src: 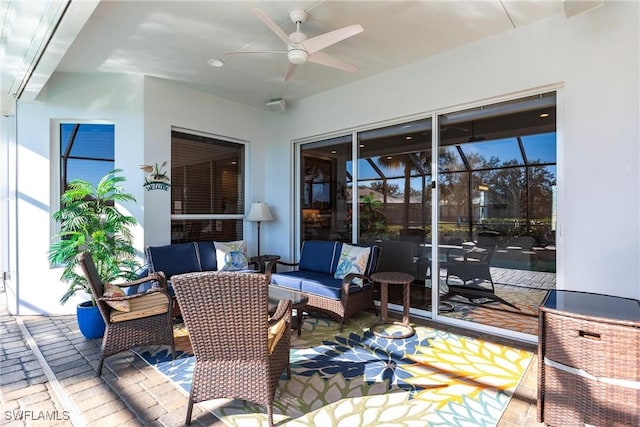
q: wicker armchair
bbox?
[171,272,291,427]
[78,252,176,376]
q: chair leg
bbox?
[267,404,274,427]
[185,399,194,425]
[96,355,106,377]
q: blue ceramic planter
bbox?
[76,301,105,339]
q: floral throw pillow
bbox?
[103,284,130,312]
[215,240,249,271]
[334,243,371,284]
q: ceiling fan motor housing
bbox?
[288,22,309,64]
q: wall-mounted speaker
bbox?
[266,98,286,112]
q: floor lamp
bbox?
[246,202,274,256]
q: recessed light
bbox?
[331,150,337,154]
[207,58,224,67]
[386,156,393,160]
[540,113,550,118]
[405,136,413,140]
[359,144,365,148]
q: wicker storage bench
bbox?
[538,290,640,426]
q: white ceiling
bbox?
[4,0,576,110]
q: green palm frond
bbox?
[49,169,140,305]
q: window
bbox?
[60,123,115,194]
[170,131,245,243]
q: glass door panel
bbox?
[356,118,435,313]
[300,135,352,243]
[436,93,557,337]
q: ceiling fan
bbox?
[225,9,363,81]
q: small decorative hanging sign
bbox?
[140,161,171,191]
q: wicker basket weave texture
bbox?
[539,307,640,426]
[79,252,176,376]
[172,271,291,426]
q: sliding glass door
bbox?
[296,92,557,340]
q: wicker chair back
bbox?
[174,272,270,360]
[171,271,291,426]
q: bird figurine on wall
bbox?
[140,161,170,183]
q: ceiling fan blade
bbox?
[250,8,291,46]
[302,24,363,54]
[224,50,287,55]
[307,51,358,73]
[284,63,297,81]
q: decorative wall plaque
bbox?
[141,161,171,191]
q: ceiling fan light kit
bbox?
[288,49,309,65]
[224,8,363,82]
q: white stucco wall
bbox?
[15,72,145,315]
[265,2,640,299]
[14,74,265,315]
[141,77,266,248]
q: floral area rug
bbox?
[136,312,532,426]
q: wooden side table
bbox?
[370,271,415,339]
[250,254,280,273]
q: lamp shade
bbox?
[246,202,274,222]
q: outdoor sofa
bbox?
[268,240,382,331]
[128,240,258,315]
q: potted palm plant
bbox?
[49,169,140,339]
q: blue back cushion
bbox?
[298,241,340,274]
[125,266,153,296]
[146,242,201,278]
[196,241,218,271]
[364,244,381,275]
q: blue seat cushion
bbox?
[270,271,308,291]
[196,241,218,271]
[298,241,341,274]
[146,242,201,278]
[300,274,372,300]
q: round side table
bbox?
[370,271,415,339]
